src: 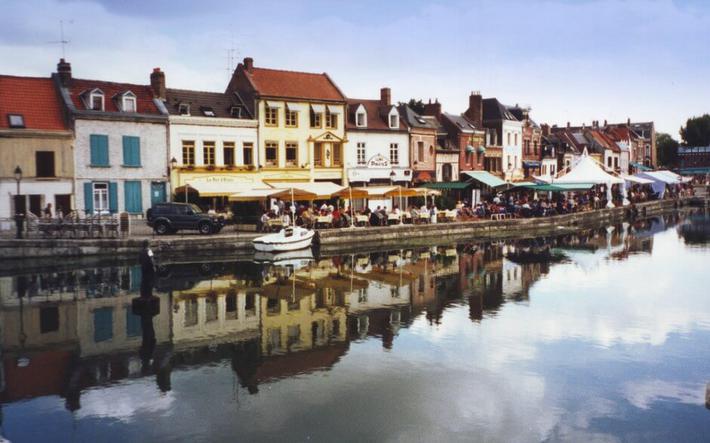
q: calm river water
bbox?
[1,211,709,442]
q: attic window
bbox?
[230,106,242,118]
[356,112,366,127]
[201,106,216,117]
[415,117,426,124]
[389,114,398,129]
[90,91,104,111]
[8,114,25,128]
[178,103,190,115]
[122,92,136,112]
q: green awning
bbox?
[510,183,595,192]
[461,171,507,188]
[422,181,471,190]
[630,162,652,171]
[678,167,710,175]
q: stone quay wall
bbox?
[0,197,704,265]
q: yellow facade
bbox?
[257,100,348,185]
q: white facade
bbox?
[346,131,411,184]
[74,119,169,217]
[603,149,621,172]
[501,120,524,179]
[436,152,459,182]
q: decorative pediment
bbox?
[367,153,390,168]
[308,131,345,143]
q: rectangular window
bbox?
[265,141,278,167]
[205,297,218,323]
[223,142,235,166]
[182,141,195,166]
[417,141,424,162]
[285,142,298,167]
[357,142,366,165]
[93,183,109,213]
[326,110,337,129]
[314,142,323,166]
[90,134,109,166]
[93,307,113,343]
[389,114,398,128]
[91,94,104,111]
[333,142,342,166]
[123,97,136,113]
[285,109,298,127]
[265,106,278,126]
[124,180,143,213]
[226,291,238,320]
[243,142,253,166]
[35,151,55,177]
[310,110,322,128]
[40,306,59,333]
[507,133,511,146]
[126,307,142,337]
[356,112,365,127]
[390,143,399,165]
[184,299,198,327]
[122,136,141,167]
[203,141,216,166]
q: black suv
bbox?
[146,203,224,235]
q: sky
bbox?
[1,0,709,136]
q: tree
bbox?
[402,98,425,115]
[680,114,710,146]
[656,132,679,167]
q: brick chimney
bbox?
[465,91,483,127]
[57,58,72,87]
[541,123,550,137]
[150,68,166,100]
[603,119,607,127]
[423,98,441,119]
[380,87,391,106]
[243,57,254,72]
[627,117,631,125]
[566,121,570,128]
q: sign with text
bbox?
[367,154,390,168]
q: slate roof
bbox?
[442,113,479,134]
[398,104,439,130]
[67,78,162,114]
[0,75,68,130]
[482,98,518,122]
[164,88,251,118]
[244,67,345,102]
[346,98,405,131]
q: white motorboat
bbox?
[253,248,314,265]
[252,226,315,252]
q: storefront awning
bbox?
[267,182,344,199]
[621,174,654,185]
[523,161,541,167]
[326,104,342,114]
[310,104,325,113]
[512,183,595,192]
[228,188,282,202]
[422,181,471,190]
[265,100,282,108]
[461,170,507,188]
[630,162,652,171]
[678,167,710,175]
[182,180,259,197]
[286,102,306,112]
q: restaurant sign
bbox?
[367,154,390,168]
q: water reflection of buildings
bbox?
[1,217,674,409]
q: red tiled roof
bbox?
[68,78,161,114]
[346,98,404,131]
[0,75,68,130]
[605,126,631,142]
[246,67,345,101]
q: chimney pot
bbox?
[566,121,570,128]
[57,58,72,87]
[465,91,483,128]
[380,87,391,106]
[603,119,607,127]
[150,67,166,100]
[243,57,254,72]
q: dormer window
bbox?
[388,109,399,129]
[201,106,216,117]
[230,106,242,118]
[7,114,25,128]
[178,103,190,115]
[356,112,365,127]
[355,104,367,128]
[121,92,137,113]
[90,90,104,111]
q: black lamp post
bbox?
[14,166,23,239]
[169,157,178,202]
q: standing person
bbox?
[43,202,53,219]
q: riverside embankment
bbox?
[1,197,705,266]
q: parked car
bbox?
[146,203,224,235]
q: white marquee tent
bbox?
[553,153,625,207]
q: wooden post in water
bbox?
[706,383,710,410]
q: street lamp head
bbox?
[170,157,178,167]
[389,170,396,178]
[14,165,22,181]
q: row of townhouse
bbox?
[0,56,656,219]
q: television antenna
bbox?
[48,20,72,58]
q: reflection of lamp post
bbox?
[14,166,23,239]
[506,162,513,183]
[169,157,178,202]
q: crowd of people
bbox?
[256,181,698,232]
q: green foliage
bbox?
[656,132,679,167]
[680,114,710,146]
[405,98,426,115]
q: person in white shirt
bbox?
[271,199,280,215]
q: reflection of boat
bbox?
[252,226,315,252]
[253,248,314,266]
[505,247,565,264]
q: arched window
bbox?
[442,163,453,182]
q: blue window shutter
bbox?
[90,134,109,166]
[93,307,114,343]
[122,136,141,166]
[83,182,93,214]
[126,306,142,337]
[108,182,118,213]
[124,181,142,213]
